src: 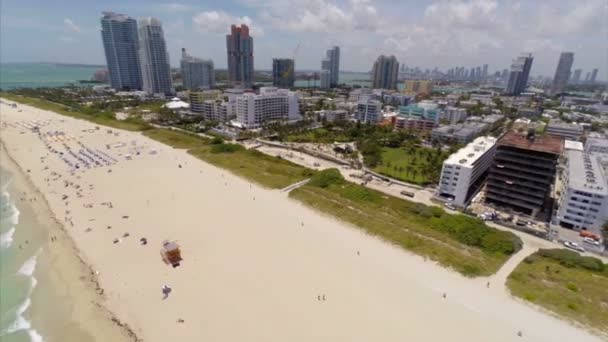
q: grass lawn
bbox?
[142,128,209,149]
[189,146,314,189]
[290,170,521,277]
[373,146,449,185]
[0,93,150,131]
[286,128,353,143]
[507,249,608,334]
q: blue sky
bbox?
[1,0,605,78]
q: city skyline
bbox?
[1,0,605,79]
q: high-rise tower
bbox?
[226,24,254,88]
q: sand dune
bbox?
[0,100,602,342]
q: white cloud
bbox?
[192,10,264,36]
[160,3,191,12]
[258,0,380,33]
[63,18,81,33]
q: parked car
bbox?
[444,203,456,210]
[579,230,601,241]
[582,237,601,247]
[400,190,415,198]
[563,241,585,252]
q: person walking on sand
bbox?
[487,281,490,288]
[162,285,172,299]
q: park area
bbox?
[507,249,608,335]
[372,146,450,185]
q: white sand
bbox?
[0,100,603,342]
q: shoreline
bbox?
[0,142,137,342]
[0,100,603,342]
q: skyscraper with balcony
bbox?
[180,48,214,90]
[505,53,533,95]
[272,58,295,88]
[551,52,574,95]
[571,69,582,84]
[100,12,142,91]
[371,55,399,90]
[226,24,254,88]
[138,17,172,94]
[590,68,599,84]
[320,46,340,88]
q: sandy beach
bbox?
[0,100,603,342]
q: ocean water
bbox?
[0,63,103,90]
[0,167,45,342]
[0,62,375,90]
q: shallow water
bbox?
[0,167,46,342]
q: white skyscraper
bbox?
[138,17,172,94]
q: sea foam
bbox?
[0,227,16,249]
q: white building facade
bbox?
[437,136,497,207]
[440,107,468,124]
[234,87,300,129]
[355,99,382,123]
[555,150,608,233]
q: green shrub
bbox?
[308,168,345,188]
[566,283,579,292]
[211,137,224,144]
[537,248,606,272]
[210,143,244,153]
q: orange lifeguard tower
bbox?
[161,241,182,268]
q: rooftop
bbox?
[564,140,584,151]
[445,136,497,167]
[566,150,607,195]
[497,131,563,155]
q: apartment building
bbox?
[555,150,608,232]
[234,87,300,129]
[485,131,563,217]
[437,137,498,207]
[431,123,488,144]
[440,107,468,124]
[355,98,382,123]
[546,121,584,141]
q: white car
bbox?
[563,241,585,252]
[444,203,456,210]
[582,237,601,247]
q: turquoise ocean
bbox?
[0,167,45,342]
[0,63,103,90]
[0,62,375,90]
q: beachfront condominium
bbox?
[226,24,254,88]
[355,98,382,123]
[272,58,295,88]
[138,17,172,94]
[180,48,215,90]
[320,46,340,88]
[485,131,563,218]
[100,12,142,91]
[505,53,533,95]
[554,148,608,233]
[371,55,399,90]
[234,87,300,129]
[437,136,497,207]
[551,52,574,95]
